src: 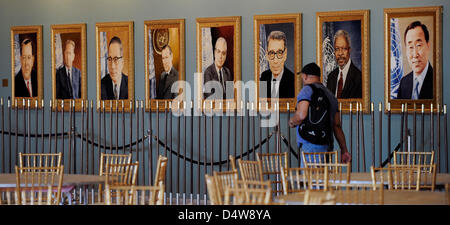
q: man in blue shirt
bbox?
[289,62,351,166]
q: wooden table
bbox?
[276,190,448,205]
[0,173,105,205]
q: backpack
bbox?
[298,83,331,145]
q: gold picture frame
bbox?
[10,25,43,108]
[196,16,241,111]
[316,10,370,113]
[96,21,134,112]
[384,6,442,113]
[254,13,302,112]
[145,19,185,112]
[51,23,87,111]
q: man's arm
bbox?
[333,112,351,163]
[288,100,309,128]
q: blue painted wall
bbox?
[0,0,448,174]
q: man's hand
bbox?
[341,152,351,163]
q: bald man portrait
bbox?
[15,38,38,97]
[203,37,233,99]
[101,36,128,100]
[55,40,81,99]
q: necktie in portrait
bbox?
[337,71,343,98]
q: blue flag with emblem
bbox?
[390,18,403,99]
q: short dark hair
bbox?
[108,36,123,55]
[404,21,429,44]
[162,45,172,54]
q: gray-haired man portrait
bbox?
[326,29,362,99]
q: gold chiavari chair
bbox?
[105,162,139,186]
[98,153,132,202]
[329,183,384,205]
[154,155,168,187]
[281,166,328,195]
[371,164,434,191]
[213,169,238,204]
[257,152,288,195]
[301,151,338,167]
[238,159,264,182]
[306,162,351,187]
[15,165,64,205]
[205,174,221,205]
[104,182,165,205]
[229,155,238,171]
[19,152,62,168]
[393,151,435,169]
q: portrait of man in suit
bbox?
[55,40,81,99]
[396,21,433,99]
[326,29,362,99]
[156,45,178,99]
[101,36,128,100]
[15,38,38,98]
[259,30,295,99]
[203,37,233,99]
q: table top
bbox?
[276,189,448,205]
[0,173,105,188]
[349,172,450,186]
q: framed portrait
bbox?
[254,13,302,112]
[10,25,43,108]
[96,21,134,112]
[196,16,241,111]
[317,10,370,113]
[145,19,185,111]
[384,6,442,113]
[51,23,87,111]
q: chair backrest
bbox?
[304,190,336,205]
[371,164,434,191]
[19,152,62,168]
[213,169,238,202]
[104,182,165,205]
[393,151,435,168]
[307,163,351,187]
[329,183,384,205]
[238,159,264,182]
[154,155,168,187]
[99,153,132,176]
[281,167,328,195]
[224,186,272,205]
[15,165,64,205]
[105,162,139,186]
[302,151,338,166]
[205,174,221,205]
[257,152,288,195]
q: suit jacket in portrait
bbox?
[326,61,362,99]
[156,67,179,100]
[101,73,129,100]
[259,66,295,98]
[15,69,38,97]
[203,63,233,99]
[55,66,81,99]
[396,63,433,99]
